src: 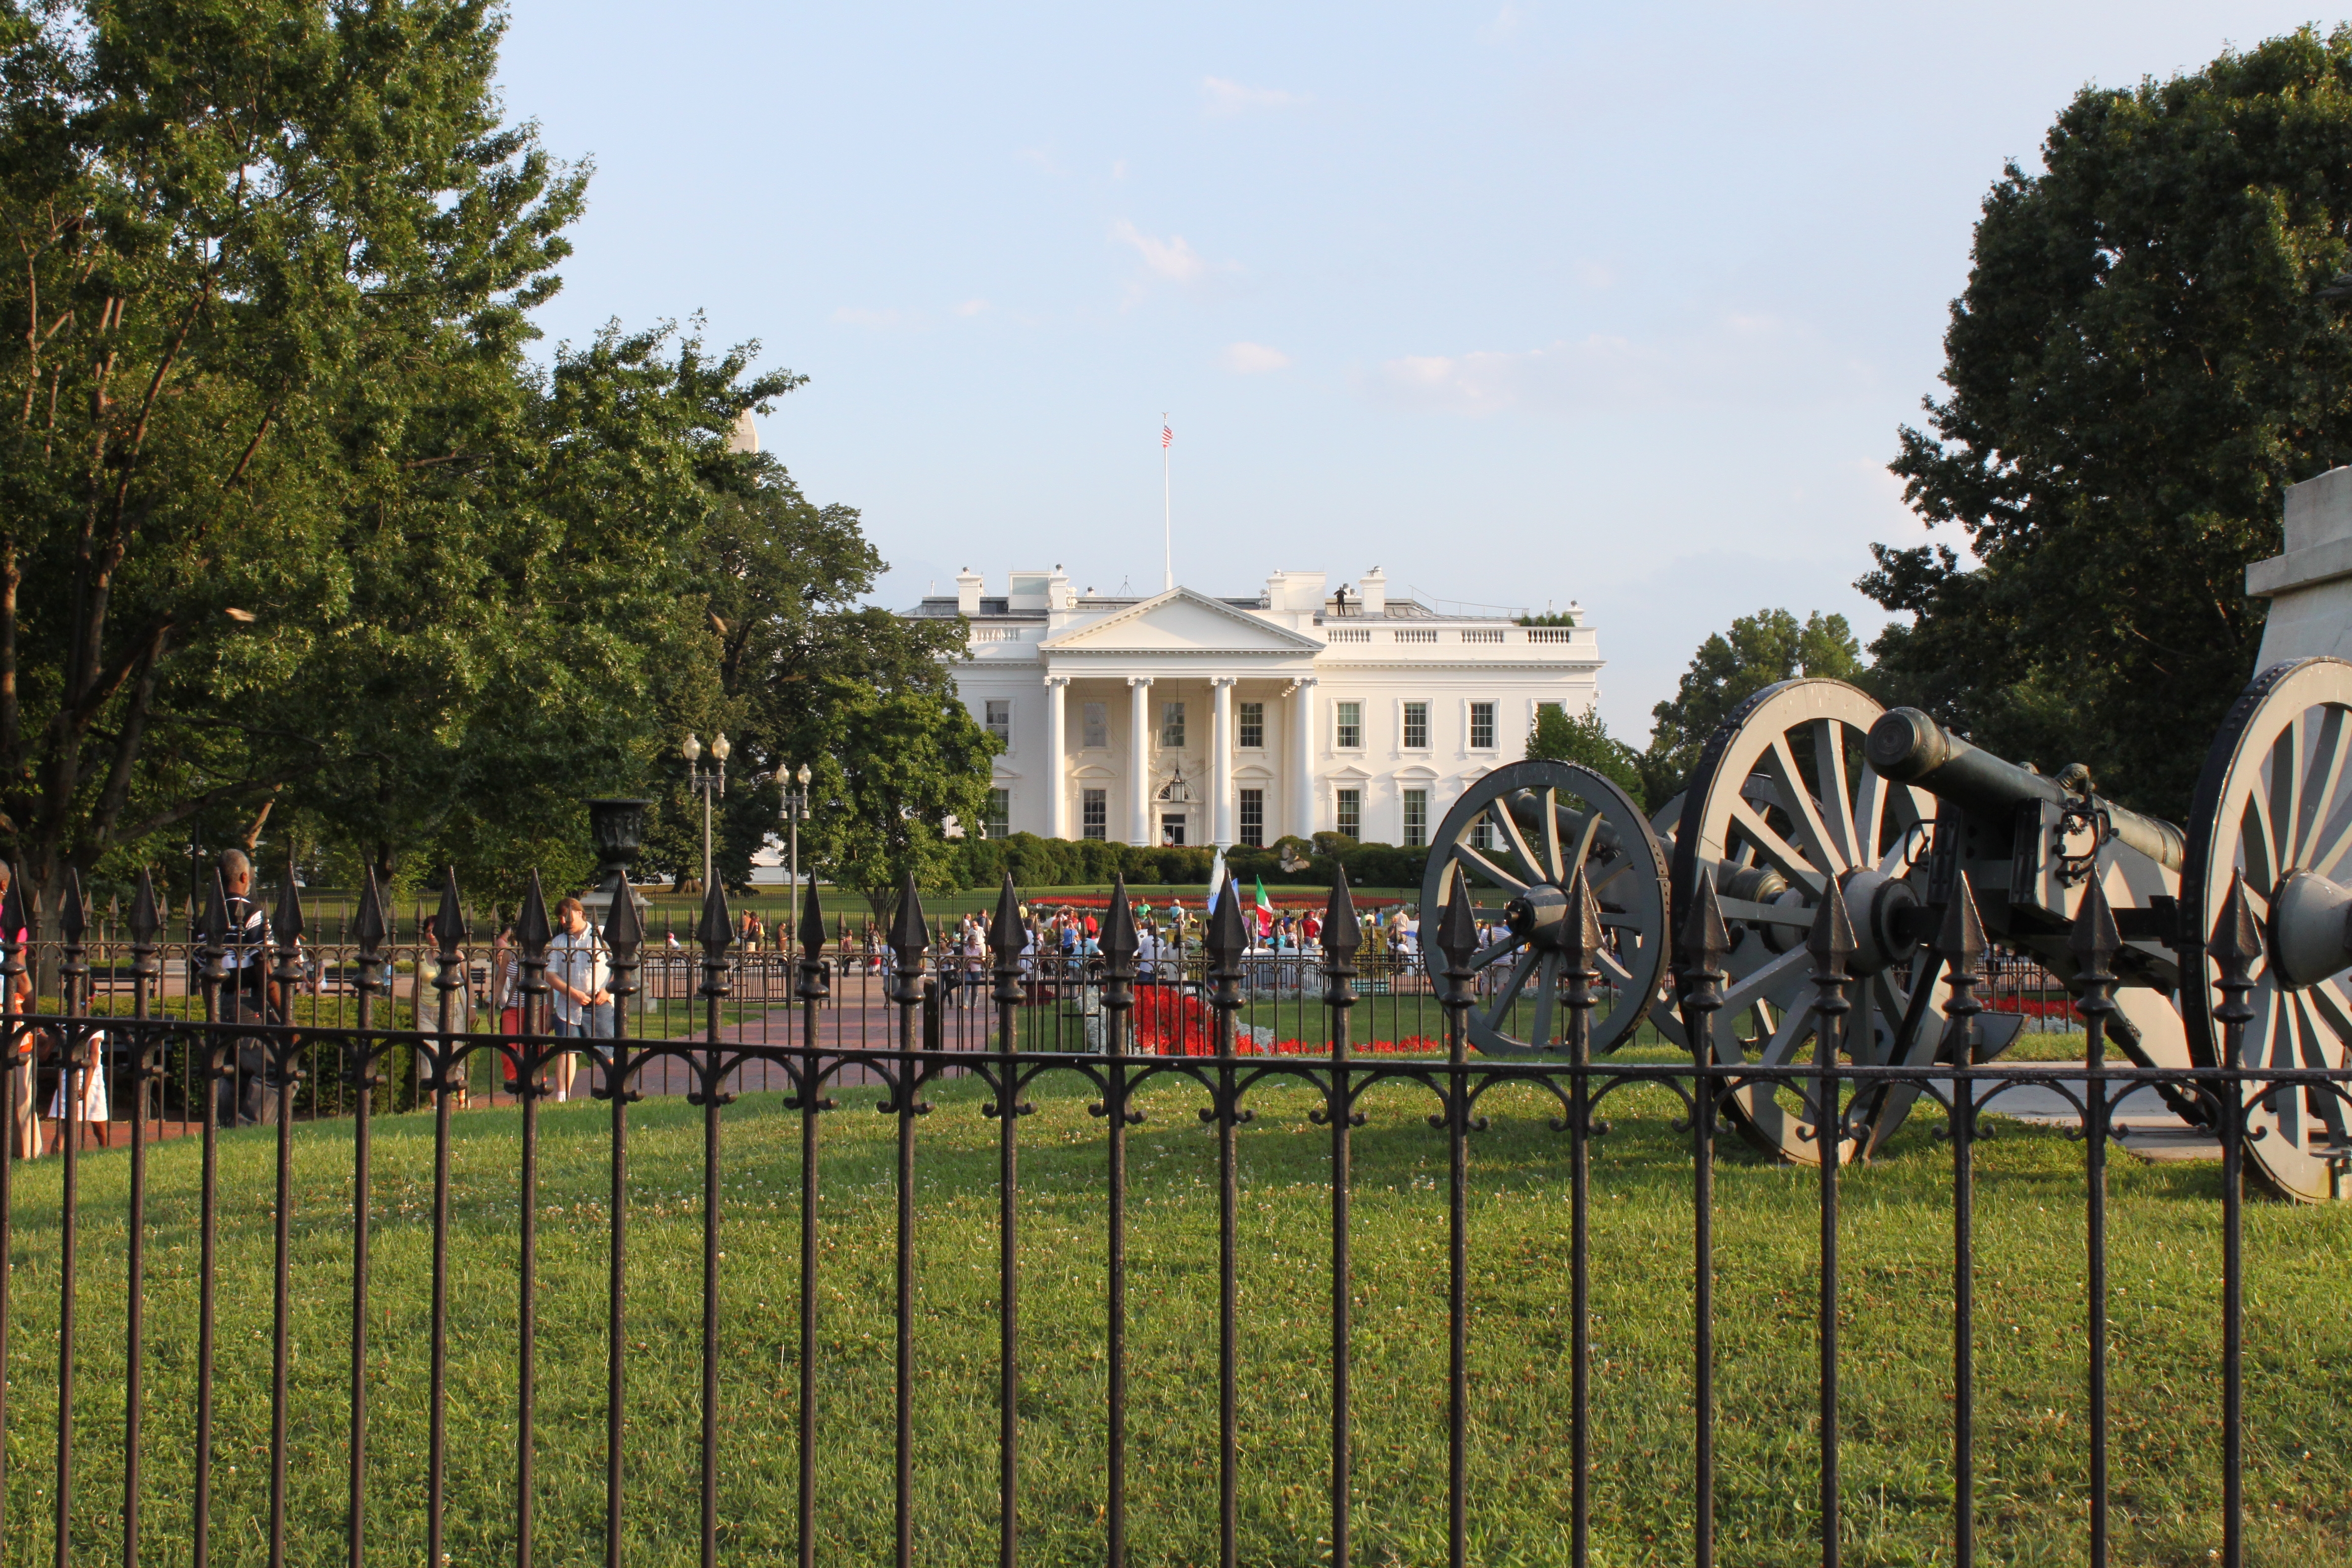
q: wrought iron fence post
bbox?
[1433,890,1480,1568]
[693,880,736,1568]
[2207,873,2256,1568]
[426,873,470,1568]
[1935,873,1988,1568]
[514,873,554,1568]
[598,873,646,1568]
[1321,871,1364,1568]
[985,876,1029,1568]
[194,871,231,1568]
[0,874,21,1568]
[2069,876,2119,1568]
[884,876,931,1568]
[1808,877,1858,1568]
[54,871,89,1568]
[1204,878,1251,1568]
[266,864,307,1568]
[1096,878,1139,1568]
[123,870,162,1568]
[793,884,833,1568]
[1673,876,1730,1568]
[1561,868,1604,1568]
[346,869,391,1568]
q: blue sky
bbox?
[497,0,2328,737]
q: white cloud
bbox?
[1477,2,1527,44]
[1202,76,1307,117]
[1222,342,1292,374]
[954,298,989,317]
[1110,219,1206,283]
[1367,315,1872,415]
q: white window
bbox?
[1161,701,1186,748]
[984,789,1011,840]
[1403,789,1428,848]
[1469,701,1497,750]
[1335,788,1362,840]
[984,699,1012,746]
[1082,701,1108,749]
[1082,789,1108,840]
[1402,701,1429,750]
[1335,701,1363,750]
[1238,701,1264,749]
[1239,788,1265,847]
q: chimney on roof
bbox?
[1357,566,1387,617]
[956,567,984,617]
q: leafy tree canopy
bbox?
[1525,703,1645,805]
[1864,27,2352,820]
[1641,609,1865,807]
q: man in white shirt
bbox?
[546,896,611,1102]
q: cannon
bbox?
[1644,679,2023,1162]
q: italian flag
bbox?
[1254,875,1275,937]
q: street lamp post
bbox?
[781,763,812,963]
[683,731,731,895]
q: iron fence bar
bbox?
[267,877,305,1568]
[123,876,159,1568]
[515,878,552,1568]
[885,882,930,1568]
[346,873,386,1568]
[2208,876,2255,1568]
[1810,880,1856,1568]
[426,1014,457,1568]
[602,890,644,1568]
[0,883,22,1568]
[1563,871,1601,1568]
[1205,893,1244,1568]
[1675,880,1727,1568]
[1324,879,1361,1568]
[194,878,226,1568]
[54,882,86,1568]
[1434,893,1477,1568]
[793,897,831,1568]
[989,883,1025,1568]
[1100,885,1137,1568]
[1937,876,1987,1568]
[2071,880,2117,1568]
[696,893,735,1568]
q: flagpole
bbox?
[1162,411,1173,592]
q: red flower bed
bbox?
[1988,996,2075,1020]
[1028,892,1401,913]
[1132,985,1441,1057]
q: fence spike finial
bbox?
[601,874,642,963]
[1322,864,1363,961]
[275,854,306,948]
[58,867,87,942]
[887,874,928,968]
[1101,876,1138,965]
[798,879,828,959]
[435,869,467,957]
[1205,874,1248,968]
[989,874,1024,959]
[516,871,552,961]
[697,876,735,954]
[129,868,161,944]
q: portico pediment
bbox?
[1038,587,1321,656]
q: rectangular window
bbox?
[1335,788,1362,840]
[1161,813,1186,846]
[1239,788,1265,848]
[984,788,1011,839]
[1402,701,1429,749]
[1471,813,1494,851]
[1470,701,1497,750]
[1081,788,1108,840]
[1403,789,1428,848]
[1335,701,1363,749]
[1082,701,1108,749]
[1161,701,1186,749]
[984,699,1012,746]
[1238,701,1264,749]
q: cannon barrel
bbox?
[1864,707,2185,873]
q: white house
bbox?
[905,566,1603,850]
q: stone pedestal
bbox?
[2250,467,2352,664]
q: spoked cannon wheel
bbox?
[1418,760,1671,1057]
[2185,656,2352,1202]
[1661,679,1946,1164]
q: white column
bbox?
[1127,675,1155,845]
[1211,678,1236,848]
[1290,677,1318,841]
[1044,677,1070,839]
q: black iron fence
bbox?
[0,859,2327,1567]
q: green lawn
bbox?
[1,1068,2344,1566]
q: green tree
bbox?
[1525,703,1645,803]
[0,1,793,912]
[1641,609,1865,806]
[1864,27,2352,820]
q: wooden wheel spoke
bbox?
[1492,800,1547,888]
[2269,711,2307,869]
[1726,796,1830,894]
[2295,707,2351,871]
[1538,787,1566,883]
[2302,977,2352,1071]
[1527,953,1560,1049]
[1484,947,1540,1033]
[1569,803,1605,883]
[1470,933,1522,971]
[1759,735,1850,877]
[1812,719,1862,868]
[2241,789,2281,901]
[1750,990,1817,1068]
[1720,943,1811,1013]
[1595,946,1635,984]
[1453,840,1528,898]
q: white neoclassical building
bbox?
[905,566,1603,850]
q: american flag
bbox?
[1162,422,1173,449]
